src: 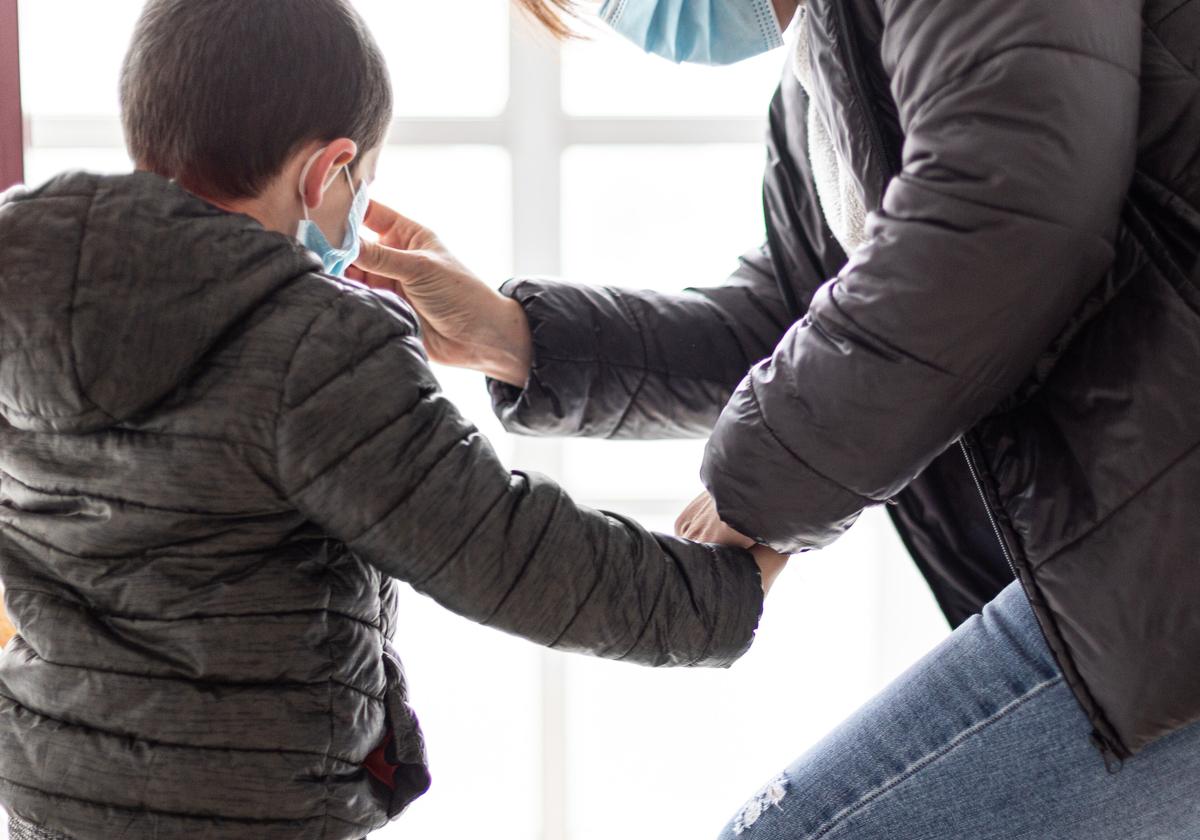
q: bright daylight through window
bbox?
[12,2,948,838]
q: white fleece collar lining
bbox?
[791,8,870,255]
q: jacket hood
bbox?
[0,171,319,433]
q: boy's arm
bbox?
[274,286,764,667]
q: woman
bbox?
[354,0,1200,836]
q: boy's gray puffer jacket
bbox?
[0,172,764,840]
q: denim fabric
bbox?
[720,581,1200,839]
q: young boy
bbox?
[0,2,784,838]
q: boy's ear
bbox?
[300,138,359,212]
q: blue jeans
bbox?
[720,581,1200,840]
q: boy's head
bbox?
[120,0,393,204]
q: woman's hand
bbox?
[0,596,15,648]
[351,201,533,387]
[676,492,790,594]
[676,491,755,549]
[750,544,790,595]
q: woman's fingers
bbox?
[347,251,410,304]
[363,199,408,233]
[0,597,14,648]
[676,491,755,549]
[363,200,432,249]
[354,237,424,281]
[675,492,706,537]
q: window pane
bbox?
[560,144,767,502]
[374,145,513,289]
[354,0,509,117]
[562,25,785,117]
[381,587,543,840]
[562,144,767,293]
[18,0,145,116]
[564,509,949,840]
[23,147,132,188]
[563,439,707,503]
[18,0,509,119]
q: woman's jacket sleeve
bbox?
[702,0,1142,553]
[487,243,793,439]
[275,285,764,667]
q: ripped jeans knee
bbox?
[727,773,790,837]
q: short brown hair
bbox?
[120,0,393,201]
[514,0,581,39]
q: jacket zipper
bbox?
[830,0,897,200]
[825,3,1019,584]
[827,0,1125,767]
[958,437,1018,582]
[962,438,1122,766]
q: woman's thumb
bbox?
[354,238,423,280]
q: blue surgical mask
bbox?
[599,0,784,66]
[296,152,369,278]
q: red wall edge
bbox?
[0,0,24,191]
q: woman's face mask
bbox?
[296,150,369,278]
[599,0,784,65]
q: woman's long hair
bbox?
[514,0,580,38]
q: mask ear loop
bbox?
[297,149,323,222]
[298,147,350,221]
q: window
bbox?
[12,2,950,838]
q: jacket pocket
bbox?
[380,646,432,818]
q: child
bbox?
[0,2,784,838]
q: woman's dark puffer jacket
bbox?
[490,0,1200,761]
[0,172,764,839]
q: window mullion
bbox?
[507,18,565,278]
[506,12,571,840]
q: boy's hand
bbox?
[676,492,789,594]
[351,201,533,387]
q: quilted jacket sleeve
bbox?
[275,284,764,667]
[487,243,793,439]
[703,0,1142,553]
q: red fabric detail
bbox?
[364,730,398,790]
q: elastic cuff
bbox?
[696,546,766,668]
[703,375,865,554]
[487,278,590,435]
